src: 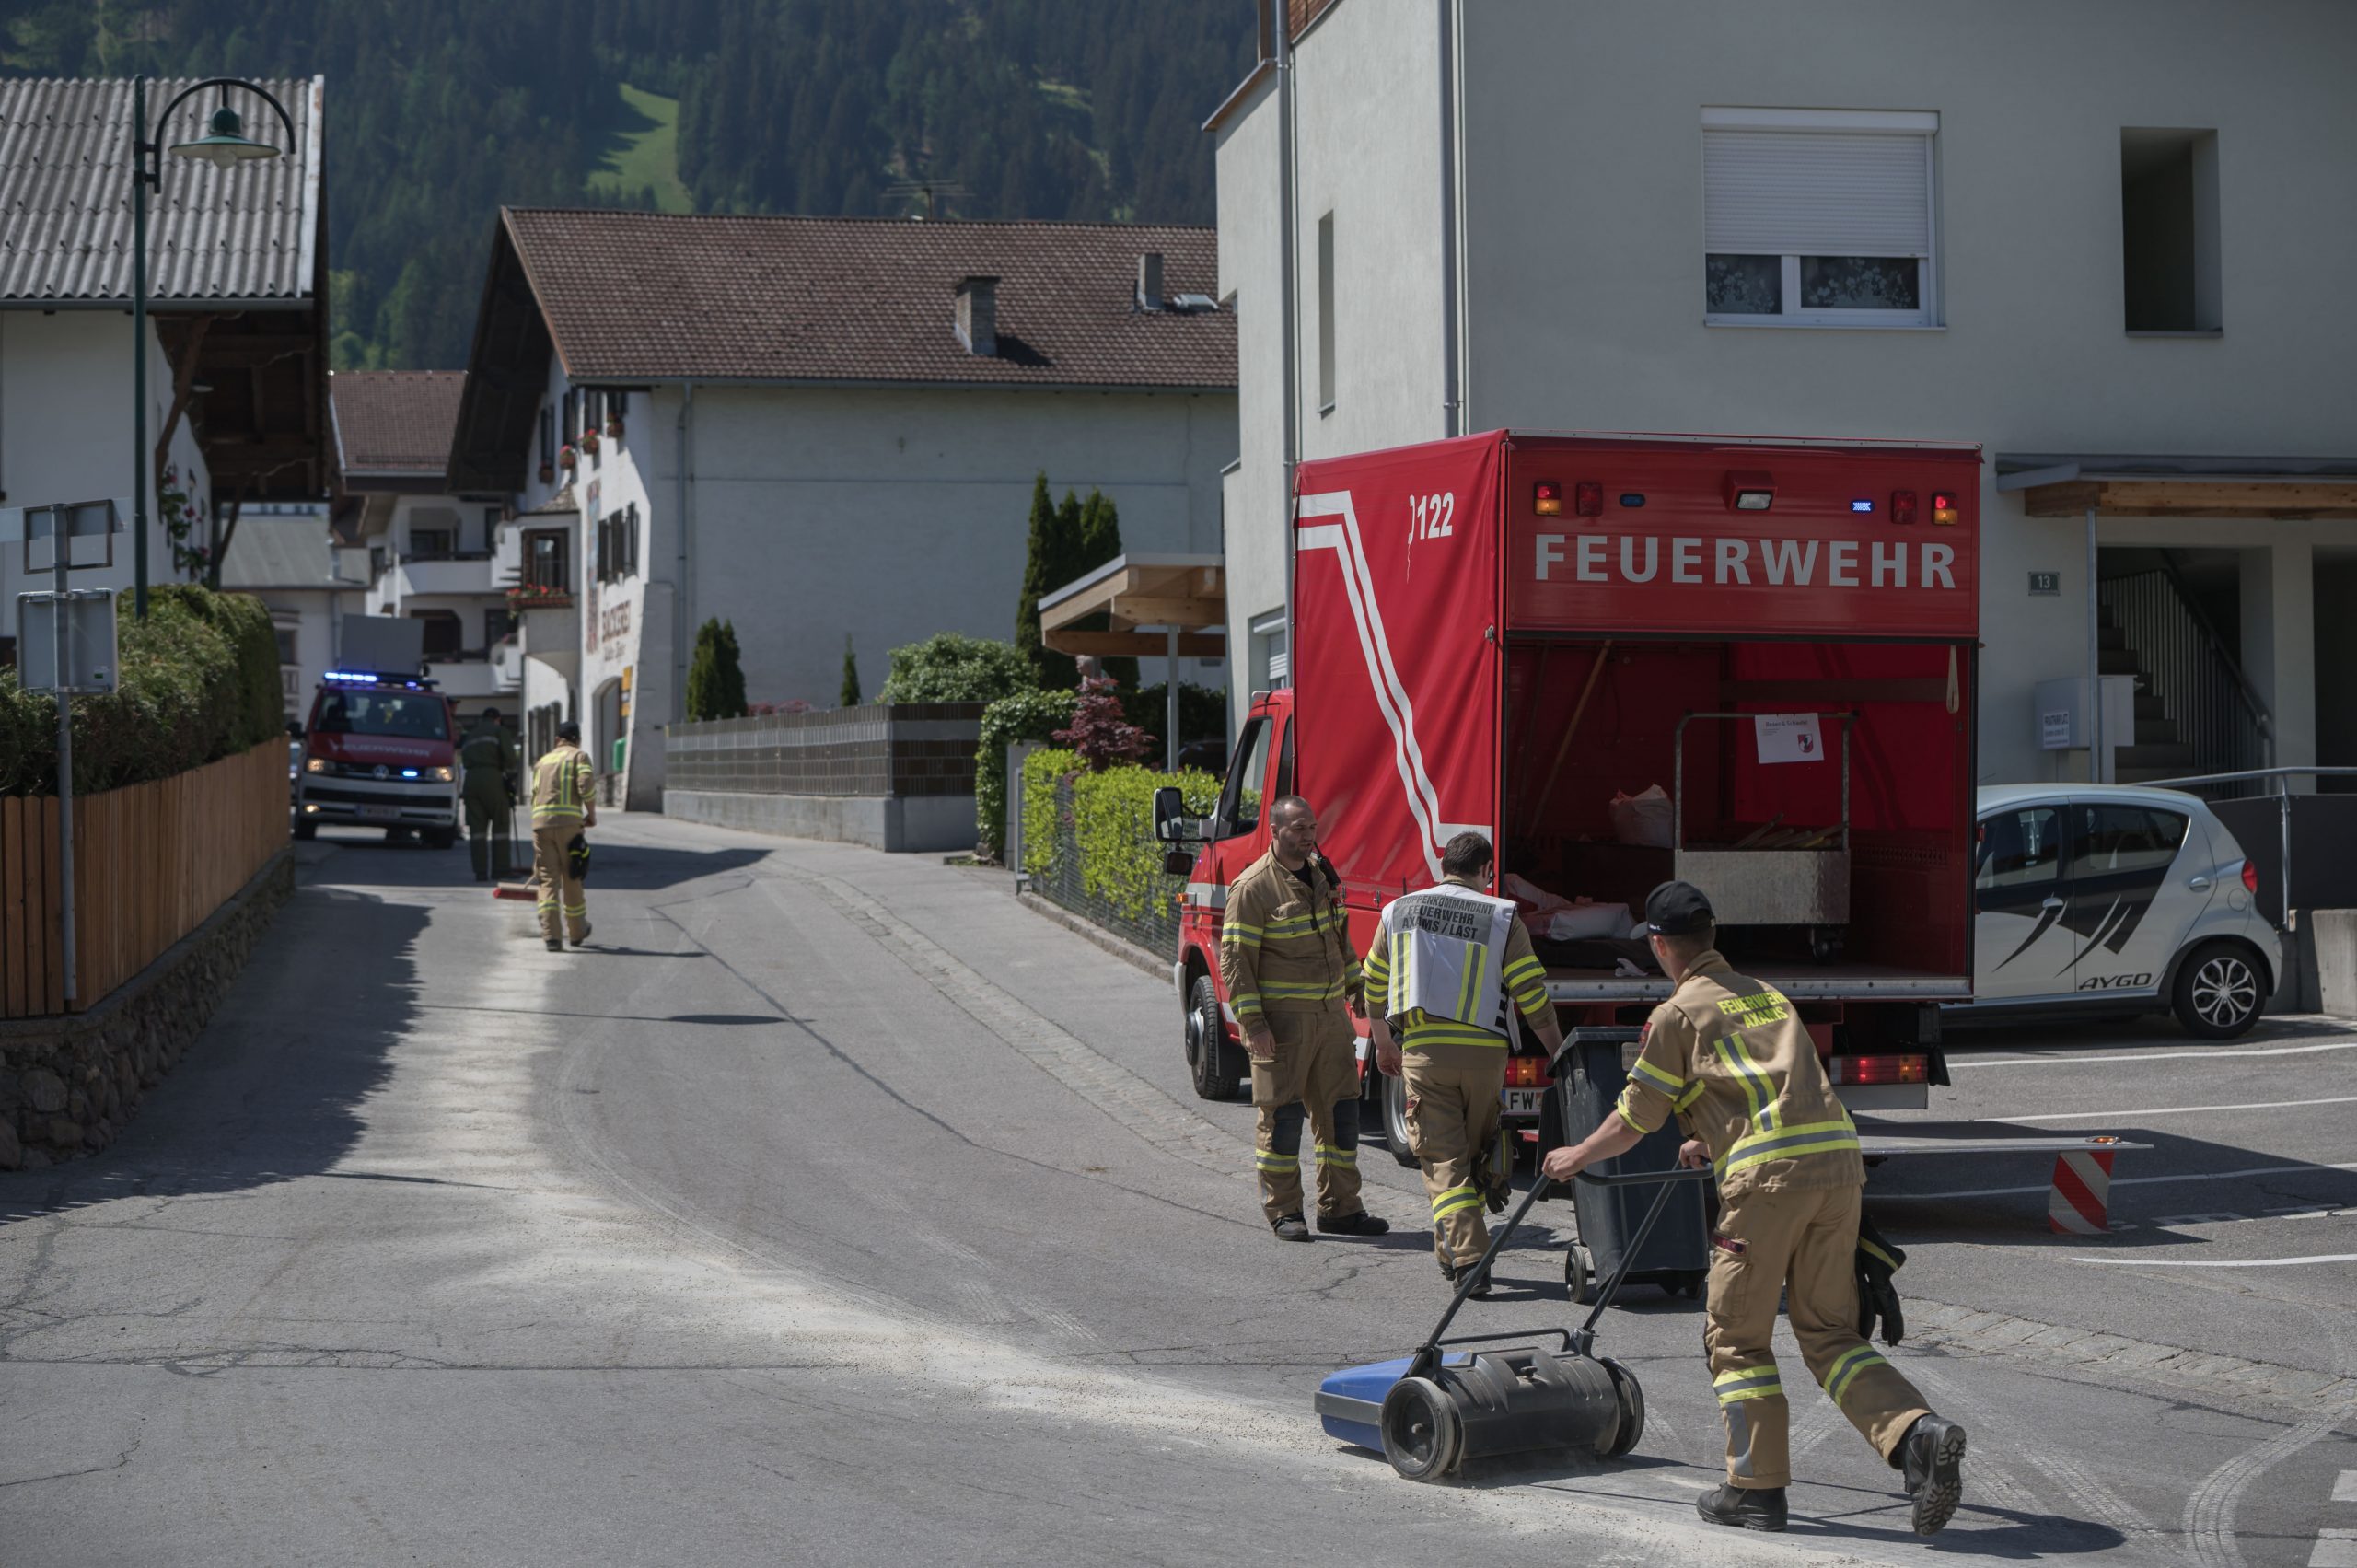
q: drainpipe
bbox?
[1437,0,1462,438]
[674,381,696,724]
[1276,7,1299,683]
[2086,504,2102,783]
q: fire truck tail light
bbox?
[1829,1054,1926,1086]
[1724,470,1775,512]
[1533,480,1563,516]
[2242,858,2260,894]
[1932,491,1961,525]
[1573,482,1604,517]
[1890,490,1919,525]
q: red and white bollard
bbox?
[2049,1148,2118,1235]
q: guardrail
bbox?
[664,704,983,798]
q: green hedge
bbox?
[1,585,283,796]
[876,632,1033,705]
[1021,748,1222,923]
[976,686,1076,863]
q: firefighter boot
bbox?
[1317,1210,1390,1236]
[1899,1415,1967,1536]
[1697,1484,1788,1532]
[1271,1214,1311,1242]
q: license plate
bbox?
[357,805,401,822]
[1501,1087,1542,1116]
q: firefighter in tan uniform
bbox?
[529,720,596,951]
[1364,832,1562,1295]
[1542,881,1968,1537]
[1219,796,1388,1243]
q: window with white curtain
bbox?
[1702,108,1939,328]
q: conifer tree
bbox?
[840,633,863,707]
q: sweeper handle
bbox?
[1571,1166,1716,1340]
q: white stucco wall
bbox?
[1219,0,2355,785]
[1214,72,1287,733]
[0,310,211,629]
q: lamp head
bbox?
[170,104,280,171]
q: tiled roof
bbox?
[498,209,1233,389]
[331,370,466,478]
[0,76,323,305]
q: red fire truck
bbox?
[1157,430,1981,1164]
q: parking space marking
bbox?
[2077,1252,2357,1269]
[2313,1527,2357,1567]
[1873,1159,2357,1202]
[1951,1040,2357,1071]
[1999,1094,2357,1122]
[2335,1469,2357,1502]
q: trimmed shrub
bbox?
[1,585,282,796]
[976,685,1076,863]
[1020,748,1221,923]
[877,633,1031,705]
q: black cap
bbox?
[1644,880,1714,935]
[557,720,582,742]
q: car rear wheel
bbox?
[2173,941,2264,1040]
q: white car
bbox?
[1948,784,2279,1039]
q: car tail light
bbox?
[1890,490,1919,525]
[2242,859,2259,893]
[1533,480,1564,516]
[1573,481,1604,517]
[1828,1054,1926,1086]
[1931,491,1961,525]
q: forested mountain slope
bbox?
[3,1,1254,370]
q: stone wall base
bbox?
[0,848,296,1169]
[663,789,976,854]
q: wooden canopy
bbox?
[1999,456,2357,520]
[1039,553,1225,657]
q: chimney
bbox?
[1136,252,1166,312]
[955,276,999,356]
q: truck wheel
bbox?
[1382,1071,1420,1168]
[2172,941,2264,1040]
[1564,1244,1596,1305]
[1186,974,1243,1100]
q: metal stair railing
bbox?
[2099,561,2271,796]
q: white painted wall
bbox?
[1218,0,2357,784]
[0,310,210,632]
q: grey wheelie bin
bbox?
[1550,1027,1712,1304]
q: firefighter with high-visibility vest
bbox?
[1541,880,1967,1537]
[1219,796,1388,1243]
[529,720,597,951]
[1364,831,1563,1295]
[458,706,521,883]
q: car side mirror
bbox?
[1152,785,1187,842]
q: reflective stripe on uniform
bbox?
[1398,1014,1508,1051]
[1454,938,1490,1027]
[1715,1035,1779,1133]
[1714,1365,1783,1404]
[1314,1143,1357,1167]
[1254,1151,1298,1172]
[1717,1116,1861,1179]
[1630,1057,1685,1097]
[1821,1344,1890,1405]
[1432,1183,1482,1220]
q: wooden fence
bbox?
[0,740,288,1018]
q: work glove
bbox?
[1475,1132,1512,1214]
[1855,1214,1907,1347]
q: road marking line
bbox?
[2077,1252,2357,1269]
[1952,1040,2357,1070]
[1997,1094,2357,1122]
[1873,1159,2357,1202]
[2313,1528,2357,1568]
[2335,1469,2357,1502]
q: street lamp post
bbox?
[130,76,294,619]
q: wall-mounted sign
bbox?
[2028,571,2061,596]
[2040,710,2073,749]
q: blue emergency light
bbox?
[1850,499,1876,514]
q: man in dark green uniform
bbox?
[459,706,521,883]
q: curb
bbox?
[1010,886,1172,986]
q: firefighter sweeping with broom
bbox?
[529,721,596,951]
[1540,880,1967,1536]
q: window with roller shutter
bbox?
[1702,108,1939,329]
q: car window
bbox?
[1977,807,2061,889]
[2073,805,2188,877]
[1219,718,1272,837]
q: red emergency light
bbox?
[1573,481,1604,517]
[1827,1054,1927,1086]
[1890,490,1919,525]
[1533,480,1564,516]
[1931,491,1961,526]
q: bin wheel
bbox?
[1564,1244,1596,1305]
[1382,1072,1419,1168]
[1599,1357,1646,1458]
[1379,1376,1463,1481]
[1678,1271,1706,1299]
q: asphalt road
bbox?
[1,816,2351,1566]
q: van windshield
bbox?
[314,691,449,741]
